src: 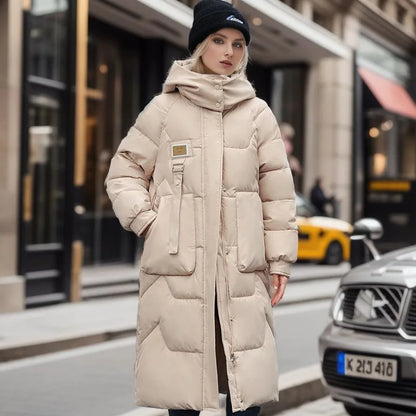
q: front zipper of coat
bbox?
[216,112,244,410]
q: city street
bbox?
[0,298,332,416]
[1,1,415,416]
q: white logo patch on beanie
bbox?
[226,14,244,24]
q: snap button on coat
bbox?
[105,59,298,412]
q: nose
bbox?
[224,42,233,57]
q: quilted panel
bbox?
[165,248,204,299]
[223,142,259,193]
[233,324,279,407]
[160,297,204,353]
[227,248,255,298]
[135,325,203,410]
[137,277,170,345]
[230,296,266,351]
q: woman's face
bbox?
[201,28,245,76]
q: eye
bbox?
[233,42,243,48]
[213,38,224,44]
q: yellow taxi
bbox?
[296,193,352,265]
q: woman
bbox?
[105,0,298,415]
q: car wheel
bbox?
[324,241,343,265]
[344,404,389,416]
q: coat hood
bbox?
[162,59,256,112]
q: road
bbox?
[0,299,332,416]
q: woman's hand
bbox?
[271,274,289,306]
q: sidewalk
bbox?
[278,396,347,416]
[0,263,348,361]
[290,263,349,282]
[0,263,347,362]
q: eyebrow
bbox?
[213,33,245,42]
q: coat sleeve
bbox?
[255,102,298,277]
[105,97,165,237]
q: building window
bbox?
[312,9,332,32]
[280,0,298,9]
[29,0,69,82]
[357,35,410,84]
[378,0,388,11]
[175,0,199,7]
[397,4,407,24]
[366,113,416,180]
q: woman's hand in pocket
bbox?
[271,274,288,306]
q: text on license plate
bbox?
[337,352,398,382]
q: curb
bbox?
[261,365,326,415]
[0,328,136,362]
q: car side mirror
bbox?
[350,218,384,268]
[352,218,383,240]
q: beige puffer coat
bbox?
[105,59,298,412]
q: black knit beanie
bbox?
[188,0,251,53]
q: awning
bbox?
[238,0,351,64]
[89,0,351,66]
[359,67,416,120]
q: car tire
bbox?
[324,241,343,265]
[344,404,389,416]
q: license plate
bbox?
[337,352,398,382]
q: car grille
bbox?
[403,290,416,336]
[334,285,407,329]
[322,349,416,400]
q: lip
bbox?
[220,60,232,67]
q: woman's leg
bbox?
[168,410,200,416]
[225,394,261,416]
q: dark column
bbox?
[352,53,365,222]
[247,62,272,104]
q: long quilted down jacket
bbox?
[105,59,298,412]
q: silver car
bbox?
[319,244,416,416]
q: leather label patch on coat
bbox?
[171,143,190,158]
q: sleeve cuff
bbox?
[268,260,291,278]
[130,210,157,237]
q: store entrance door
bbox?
[19,0,77,307]
[75,19,141,268]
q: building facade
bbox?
[1,0,416,312]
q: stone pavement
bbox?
[278,396,347,416]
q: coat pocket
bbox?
[140,194,196,276]
[236,192,267,272]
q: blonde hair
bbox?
[189,33,249,76]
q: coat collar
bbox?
[162,59,255,112]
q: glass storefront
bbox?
[366,111,416,180]
[78,19,141,266]
[271,66,306,190]
[27,91,66,244]
[356,34,416,251]
[25,0,70,246]
[30,0,69,82]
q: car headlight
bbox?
[330,289,345,321]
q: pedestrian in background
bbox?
[105,0,298,415]
[280,122,302,189]
[310,177,334,216]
